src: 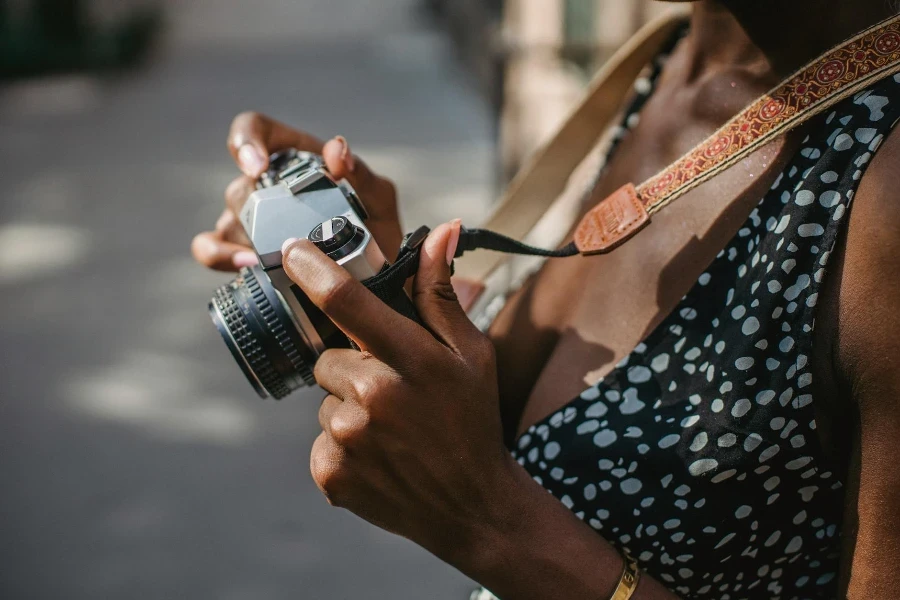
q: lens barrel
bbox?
[209,266,317,399]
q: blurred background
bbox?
[0,0,661,598]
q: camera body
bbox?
[240,149,383,282]
[209,150,397,399]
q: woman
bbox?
[192,1,900,598]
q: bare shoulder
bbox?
[850,123,900,242]
[828,123,900,598]
[834,122,900,390]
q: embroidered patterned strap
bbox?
[575,13,900,255]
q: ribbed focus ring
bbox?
[241,269,316,388]
[213,282,291,399]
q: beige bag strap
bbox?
[454,7,690,283]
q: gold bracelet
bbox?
[609,556,641,600]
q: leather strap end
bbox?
[574,183,651,255]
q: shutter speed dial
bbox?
[309,216,365,259]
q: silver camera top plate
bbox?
[240,151,366,269]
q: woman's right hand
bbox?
[191,111,404,271]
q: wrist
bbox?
[450,454,627,600]
[448,451,525,577]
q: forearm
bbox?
[450,454,681,600]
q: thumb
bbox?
[321,136,397,223]
[413,219,480,353]
[322,136,356,179]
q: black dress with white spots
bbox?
[477,54,900,600]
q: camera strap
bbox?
[362,225,578,306]
[364,12,900,310]
[574,12,900,256]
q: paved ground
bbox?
[0,1,494,598]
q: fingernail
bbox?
[335,135,356,172]
[282,237,300,254]
[232,251,259,268]
[238,144,267,177]
[446,219,462,266]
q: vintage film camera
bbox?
[208,150,420,399]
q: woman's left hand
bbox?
[281,220,516,561]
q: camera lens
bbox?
[208,266,318,399]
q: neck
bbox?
[686,0,896,80]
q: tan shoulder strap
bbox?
[455,7,691,283]
[574,11,900,256]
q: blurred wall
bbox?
[430,0,672,180]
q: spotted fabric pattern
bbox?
[472,63,900,600]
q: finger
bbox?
[322,136,397,223]
[310,431,347,503]
[321,136,377,189]
[314,349,396,410]
[215,208,252,247]
[321,136,356,179]
[315,349,362,398]
[282,239,427,366]
[317,393,343,434]
[191,231,256,272]
[313,348,377,399]
[224,175,257,221]
[413,220,483,354]
[227,112,325,177]
[318,392,372,452]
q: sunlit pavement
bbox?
[0,1,493,598]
